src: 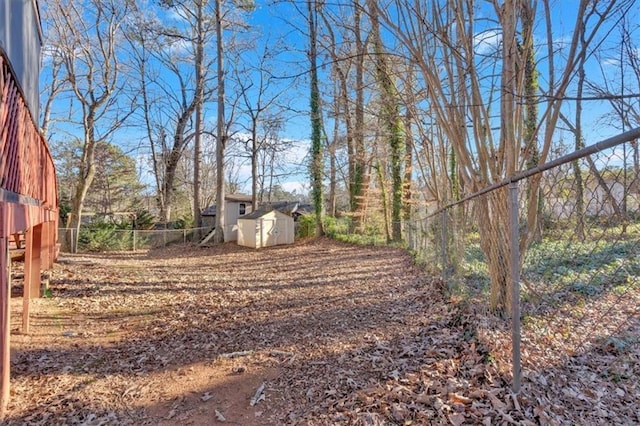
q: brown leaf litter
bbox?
[4,237,639,424]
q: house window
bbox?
[239,203,246,215]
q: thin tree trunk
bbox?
[251,119,258,210]
[193,0,204,232]
[328,107,338,217]
[374,161,390,243]
[213,0,226,243]
[521,0,543,244]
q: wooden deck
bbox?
[0,50,58,415]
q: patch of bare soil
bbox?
[3,238,639,425]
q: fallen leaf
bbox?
[214,409,226,422]
[449,412,466,426]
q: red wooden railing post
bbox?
[30,224,41,297]
[0,208,10,418]
[23,226,33,333]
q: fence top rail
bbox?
[58,227,211,232]
[423,126,640,220]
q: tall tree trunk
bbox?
[374,161,391,243]
[213,0,226,243]
[521,1,543,243]
[193,0,205,232]
[67,121,98,251]
[352,0,368,232]
[368,0,403,242]
[573,33,587,241]
[308,0,324,237]
[160,116,192,222]
[402,115,413,222]
[488,0,520,315]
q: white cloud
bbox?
[281,180,309,196]
[474,29,501,55]
[282,138,310,165]
[601,57,620,67]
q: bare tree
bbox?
[212,0,255,243]
[589,14,640,202]
[127,1,215,224]
[234,39,290,210]
[39,44,66,140]
[45,0,134,251]
[317,1,371,230]
[369,0,628,313]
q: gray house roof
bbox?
[225,193,252,203]
[201,196,302,218]
[262,201,299,214]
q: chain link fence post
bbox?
[441,209,448,282]
[508,182,521,393]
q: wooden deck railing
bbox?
[0,50,58,416]
[0,54,57,208]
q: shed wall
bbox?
[237,210,294,249]
[237,218,258,248]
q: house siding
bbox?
[223,202,245,241]
[0,0,42,118]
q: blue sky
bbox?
[39,0,639,199]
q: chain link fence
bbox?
[55,129,640,401]
[58,227,211,253]
[405,128,640,395]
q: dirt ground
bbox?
[3,238,638,425]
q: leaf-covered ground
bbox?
[4,238,639,425]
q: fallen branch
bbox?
[250,382,266,406]
[219,350,253,359]
[270,350,294,357]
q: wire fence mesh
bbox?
[404,130,640,394]
[58,227,211,252]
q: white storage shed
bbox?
[237,208,294,249]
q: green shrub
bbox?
[78,217,133,252]
[134,209,156,230]
[174,214,193,229]
[297,214,316,238]
[323,216,351,237]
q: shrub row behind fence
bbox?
[58,227,211,252]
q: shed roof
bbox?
[239,206,293,220]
